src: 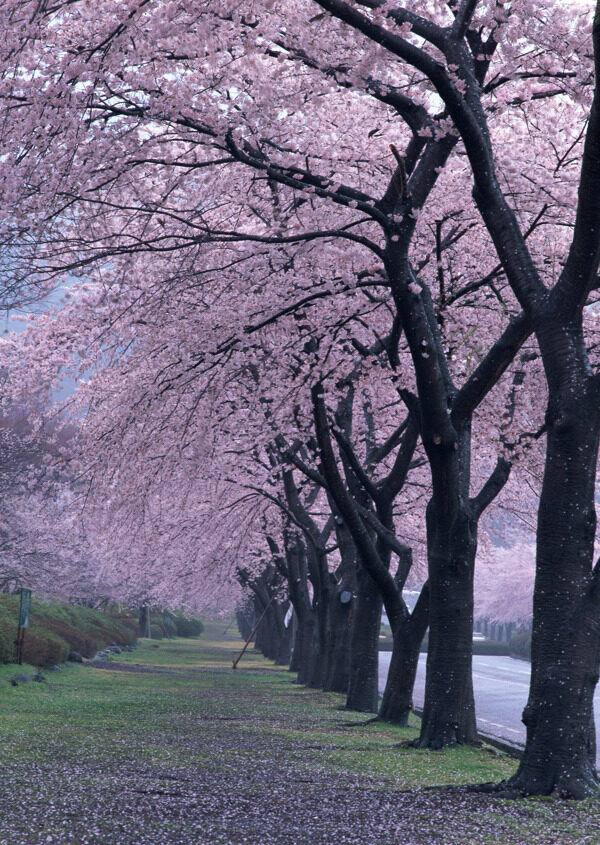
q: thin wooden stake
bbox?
[232,587,282,669]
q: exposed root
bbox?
[467,772,600,801]
[410,735,457,751]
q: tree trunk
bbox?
[253,594,272,657]
[290,626,301,672]
[505,377,600,797]
[379,584,429,725]
[323,585,352,693]
[283,532,314,680]
[416,503,477,747]
[274,603,293,666]
[307,547,332,689]
[324,520,356,694]
[236,601,254,641]
[345,565,382,713]
[294,614,316,686]
[139,605,151,638]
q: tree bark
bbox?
[379,583,430,724]
[139,605,151,638]
[323,588,352,693]
[236,601,254,641]
[283,533,316,682]
[345,564,382,712]
[416,501,477,747]
[505,370,600,797]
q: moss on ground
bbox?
[0,621,598,844]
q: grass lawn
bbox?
[0,621,598,844]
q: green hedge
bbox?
[146,612,204,640]
[0,595,137,667]
[378,636,511,656]
[472,640,511,656]
[509,630,531,660]
[0,628,12,663]
[22,630,70,667]
[0,595,205,664]
[173,614,204,638]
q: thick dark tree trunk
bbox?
[294,614,316,686]
[416,502,477,747]
[266,600,292,665]
[308,610,330,688]
[323,519,357,694]
[345,565,382,712]
[274,604,293,666]
[289,620,303,672]
[343,467,384,713]
[323,585,352,693]
[379,584,429,724]
[282,532,316,680]
[253,595,273,657]
[306,544,332,689]
[280,470,334,690]
[505,375,600,797]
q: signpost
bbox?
[15,589,32,665]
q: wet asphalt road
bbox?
[378,652,600,767]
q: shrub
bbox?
[43,619,98,658]
[22,631,69,667]
[0,628,13,663]
[473,640,511,656]
[162,612,178,637]
[414,637,511,656]
[174,615,204,638]
[0,595,137,664]
[509,631,531,660]
[150,624,164,640]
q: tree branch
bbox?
[333,427,379,501]
[553,11,600,319]
[452,311,532,423]
[470,457,512,519]
[378,413,420,502]
[312,382,403,619]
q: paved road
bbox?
[379,652,600,767]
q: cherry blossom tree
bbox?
[2,0,600,797]
[303,0,600,796]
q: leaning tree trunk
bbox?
[379,584,430,725]
[416,501,477,747]
[505,374,600,797]
[283,532,315,680]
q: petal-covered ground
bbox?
[0,625,598,844]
